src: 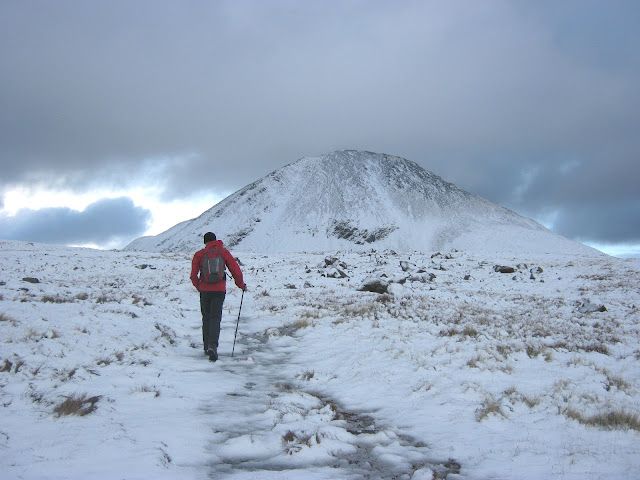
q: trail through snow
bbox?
[205,308,461,479]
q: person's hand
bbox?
[241,283,247,292]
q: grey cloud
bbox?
[0,197,150,245]
[553,201,640,244]
[0,1,639,244]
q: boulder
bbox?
[494,265,515,274]
[577,300,607,314]
[399,261,414,272]
[325,267,348,279]
[359,278,389,294]
[408,273,436,283]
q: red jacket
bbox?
[191,240,245,292]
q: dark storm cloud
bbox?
[0,0,639,244]
[553,201,640,244]
[0,197,150,245]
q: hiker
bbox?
[190,232,246,362]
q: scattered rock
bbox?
[330,220,397,245]
[323,256,347,269]
[324,256,339,266]
[284,283,297,289]
[303,282,314,288]
[530,266,544,274]
[408,273,436,283]
[577,300,607,314]
[464,274,471,281]
[22,277,40,284]
[516,263,528,270]
[399,261,414,272]
[0,281,6,286]
[359,278,389,294]
[494,265,515,274]
[530,273,536,280]
[135,264,156,270]
[431,252,442,259]
[324,267,348,279]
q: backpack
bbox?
[200,248,226,283]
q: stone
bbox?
[577,300,607,314]
[359,278,389,294]
[494,265,515,274]
[399,261,413,272]
[325,267,348,279]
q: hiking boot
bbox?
[207,348,218,362]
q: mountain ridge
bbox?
[126,150,596,256]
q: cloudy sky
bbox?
[1,0,639,255]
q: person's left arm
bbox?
[223,250,246,290]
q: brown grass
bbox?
[565,409,640,431]
[154,323,176,345]
[579,343,610,355]
[475,395,505,421]
[0,359,13,372]
[462,325,479,337]
[132,385,160,397]
[41,295,74,304]
[53,394,101,417]
[298,370,315,381]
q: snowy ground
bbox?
[1,240,639,479]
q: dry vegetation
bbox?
[53,394,101,417]
[565,408,640,431]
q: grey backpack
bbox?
[200,249,226,283]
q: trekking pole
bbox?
[231,290,244,357]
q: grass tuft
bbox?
[565,408,640,431]
[53,394,101,417]
[0,359,13,372]
[0,312,17,325]
[475,395,505,421]
[41,295,73,304]
[580,343,610,355]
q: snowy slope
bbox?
[127,150,595,256]
[1,240,639,479]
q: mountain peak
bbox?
[126,151,594,255]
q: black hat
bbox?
[203,232,216,244]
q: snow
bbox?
[125,150,597,257]
[1,239,638,479]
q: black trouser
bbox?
[200,291,226,352]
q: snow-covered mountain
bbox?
[127,150,594,255]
